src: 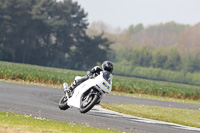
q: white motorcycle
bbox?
[58,71,113,113]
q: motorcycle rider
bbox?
[64,61,114,96]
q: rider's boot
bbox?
[63,82,69,96]
[63,81,77,98]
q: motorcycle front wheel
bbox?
[58,96,69,110]
[79,92,99,113]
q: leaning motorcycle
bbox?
[58,71,113,113]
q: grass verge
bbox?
[101,104,200,128]
[110,91,200,105]
[0,112,122,133]
[1,61,200,100]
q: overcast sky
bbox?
[73,0,200,29]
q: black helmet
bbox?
[102,61,113,73]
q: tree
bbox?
[71,33,112,70]
[178,23,200,56]
[0,0,32,62]
[182,54,200,73]
[0,0,112,70]
[164,47,181,71]
[130,46,153,67]
[128,23,144,34]
[152,48,168,69]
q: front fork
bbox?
[84,88,103,104]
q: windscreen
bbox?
[102,71,113,84]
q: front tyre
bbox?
[80,94,99,113]
[58,96,69,110]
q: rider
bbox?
[64,61,114,95]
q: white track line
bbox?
[92,105,200,132]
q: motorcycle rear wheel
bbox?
[58,96,69,110]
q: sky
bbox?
[73,0,200,29]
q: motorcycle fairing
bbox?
[67,72,112,108]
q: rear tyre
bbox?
[58,96,69,110]
[80,93,99,113]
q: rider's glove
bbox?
[87,71,93,79]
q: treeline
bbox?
[0,0,111,70]
[87,22,200,85]
[114,46,200,85]
[115,46,200,73]
[88,22,200,71]
[87,21,200,56]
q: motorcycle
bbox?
[58,70,113,113]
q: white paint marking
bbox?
[92,106,200,132]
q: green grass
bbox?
[1,61,200,100]
[0,112,122,133]
[101,104,200,128]
[0,61,85,85]
[113,76,200,100]
[110,91,200,105]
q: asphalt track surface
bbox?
[0,81,200,133]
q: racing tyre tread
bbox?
[80,94,99,113]
[58,96,69,110]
